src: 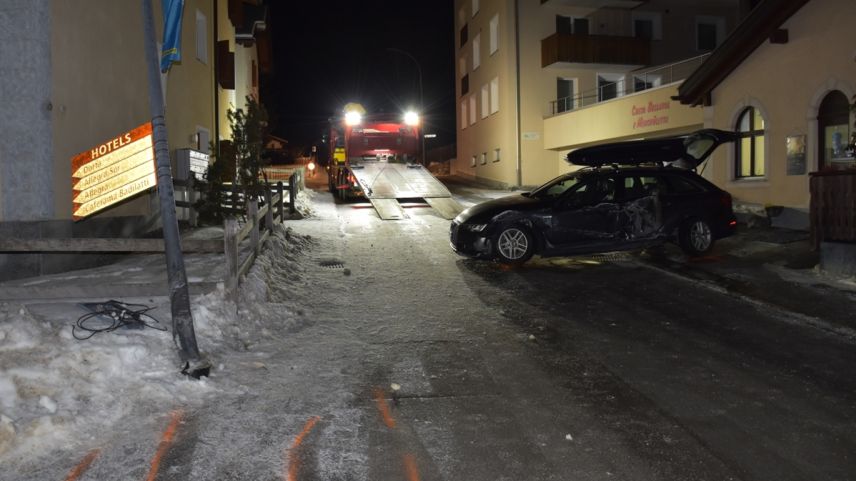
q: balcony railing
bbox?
[541,32,650,68]
[547,53,711,116]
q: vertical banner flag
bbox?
[160,0,185,72]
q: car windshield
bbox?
[529,173,583,199]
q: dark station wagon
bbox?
[450,129,739,263]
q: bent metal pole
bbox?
[141,0,202,363]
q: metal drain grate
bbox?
[583,252,632,262]
[319,260,345,269]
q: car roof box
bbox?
[566,129,738,169]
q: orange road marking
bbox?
[403,453,421,481]
[64,448,101,481]
[285,416,321,481]
[144,409,184,481]
[373,388,396,429]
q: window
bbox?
[632,12,662,40]
[489,15,499,54]
[634,19,654,39]
[473,33,481,69]
[597,73,624,101]
[481,84,489,119]
[471,155,477,167]
[735,106,766,178]
[635,175,705,196]
[818,90,854,170]
[556,15,571,35]
[562,176,616,208]
[556,15,589,35]
[633,74,661,93]
[480,152,487,165]
[195,10,208,64]
[469,96,476,125]
[461,73,469,95]
[472,0,479,16]
[460,23,468,47]
[493,148,501,162]
[664,175,704,194]
[556,77,576,113]
[696,16,725,51]
[490,77,499,114]
[461,99,468,130]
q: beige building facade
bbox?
[453,0,743,188]
[0,0,268,280]
[456,0,853,229]
[676,0,855,227]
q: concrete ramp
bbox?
[425,197,464,220]
[369,198,408,220]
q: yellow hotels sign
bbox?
[72,123,157,221]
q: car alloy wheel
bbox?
[679,218,713,256]
[495,226,534,263]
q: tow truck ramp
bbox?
[350,162,463,220]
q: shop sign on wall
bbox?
[631,101,671,129]
[71,123,157,220]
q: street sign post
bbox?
[142,0,206,375]
[71,123,156,221]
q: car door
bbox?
[548,174,620,247]
[615,174,663,240]
[642,173,708,229]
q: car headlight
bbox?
[464,223,488,232]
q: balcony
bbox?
[547,54,710,116]
[541,32,650,68]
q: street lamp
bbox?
[386,47,425,164]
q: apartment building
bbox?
[0,0,269,279]
[457,0,854,229]
[454,0,744,188]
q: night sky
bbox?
[263,1,456,150]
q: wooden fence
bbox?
[175,171,302,223]
[0,174,303,302]
[809,170,856,249]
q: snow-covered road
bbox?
[3,186,856,480]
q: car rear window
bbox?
[664,174,706,193]
[636,174,705,194]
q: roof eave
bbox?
[675,0,811,106]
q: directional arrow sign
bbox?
[71,123,156,221]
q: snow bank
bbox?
[0,301,214,459]
[0,221,316,463]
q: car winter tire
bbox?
[494,225,535,264]
[679,218,714,256]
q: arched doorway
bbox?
[817,90,853,170]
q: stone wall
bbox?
[0,0,54,221]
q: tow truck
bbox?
[327,104,462,220]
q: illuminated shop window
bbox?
[735,107,766,178]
